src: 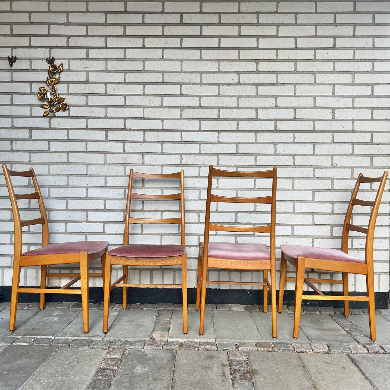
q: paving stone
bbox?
[255,342,273,352]
[108,339,127,348]
[70,338,92,348]
[0,308,39,337]
[216,304,231,311]
[0,345,55,390]
[199,341,218,351]
[101,357,122,370]
[218,341,237,351]
[272,342,293,352]
[318,307,335,314]
[13,336,35,345]
[328,342,352,354]
[152,330,169,341]
[169,309,214,342]
[22,347,106,390]
[104,309,157,340]
[156,303,174,310]
[143,303,157,310]
[351,354,390,390]
[144,340,164,350]
[251,311,309,342]
[0,336,16,345]
[173,351,231,390]
[237,342,257,351]
[364,343,385,354]
[126,340,145,349]
[87,377,112,390]
[89,340,111,350]
[292,342,312,353]
[349,344,368,354]
[163,340,181,350]
[128,303,143,310]
[300,354,373,390]
[93,367,115,380]
[214,311,260,343]
[381,345,390,353]
[12,308,80,337]
[57,309,119,339]
[248,352,313,389]
[52,337,72,346]
[111,349,175,390]
[233,380,254,390]
[230,305,246,311]
[299,313,355,344]
[244,305,261,312]
[180,340,199,350]
[302,307,320,314]
[349,315,390,345]
[106,347,125,359]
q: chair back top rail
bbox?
[209,223,271,233]
[210,194,272,204]
[124,169,185,247]
[211,167,275,178]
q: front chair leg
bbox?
[195,247,202,311]
[103,254,112,333]
[182,253,188,334]
[342,272,349,317]
[40,265,47,310]
[278,253,287,313]
[80,252,89,334]
[293,258,306,339]
[263,270,268,314]
[9,262,21,331]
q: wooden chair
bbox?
[103,170,187,333]
[278,171,388,341]
[197,166,277,337]
[2,164,108,333]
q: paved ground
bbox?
[1,301,390,389]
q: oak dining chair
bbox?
[2,164,108,333]
[278,171,388,341]
[103,169,187,333]
[197,166,278,337]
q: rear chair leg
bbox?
[80,252,89,334]
[293,259,306,339]
[263,270,268,314]
[278,254,287,313]
[182,253,188,334]
[9,262,21,331]
[103,253,111,334]
[40,265,47,310]
[122,265,128,309]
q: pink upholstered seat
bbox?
[201,242,270,260]
[109,244,185,258]
[23,241,109,256]
[281,244,364,264]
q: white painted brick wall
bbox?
[0,0,389,294]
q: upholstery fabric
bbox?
[22,241,108,256]
[109,244,185,258]
[281,244,364,263]
[201,242,270,260]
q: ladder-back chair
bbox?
[197,166,277,337]
[278,171,388,340]
[103,170,187,333]
[2,164,108,333]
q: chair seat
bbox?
[201,242,270,260]
[109,244,185,258]
[281,244,364,264]
[22,241,109,256]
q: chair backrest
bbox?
[2,164,49,256]
[203,165,277,257]
[124,170,185,247]
[341,171,388,263]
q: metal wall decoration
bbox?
[37,58,69,117]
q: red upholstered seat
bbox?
[281,244,364,264]
[22,241,109,256]
[109,244,185,258]
[201,242,270,260]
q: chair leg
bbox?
[182,254,188,334]
[199,260,208,335]
[263,270,268,314]
[342,272,349,317]
[9,262,21,331]
[278,253,287,313]
[270,265,277,339]
[80,252,90,334]
[122,265,128,309]
[103,254,111,333]
[366,270,376,341]
[196,248,202,311]
[40,265,47,310]
[293,259,306,339]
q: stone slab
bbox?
[104,309,157,340]
[300,354,373,390]
[12,308,80,337]
[350,354,390,390]
[173,351,231,390]
[111,349,175,390]
[214,311,261,343]
[0,309,39,337]
[251,311,309,342]
[22,346,106,390]
[169,309,215,342]
[57,309,119,339]
[248,352,313,390]
[0,345,55,390]
[299,313,356,344]
[349,315,390,344]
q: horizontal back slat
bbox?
[7,169,34,177]
[352,199,375,207]
[346,223,368,234]
[359,176,384,183]
[209,223,271,233]
[211,167,274,178]
[132,192,181,200]
[128,217,181,225]
[132,172,181,179]
[15,192,40,200]
[20,217,45,227]
[211,194,272,204]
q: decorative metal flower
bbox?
[37,62,69,117]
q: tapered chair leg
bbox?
[271,266,277,338]
[9,262,21,331]
[278,254,287,313]
[122,265,128,309]
[293,259,306,339]
[79,252,89,334]
[40,265,47,310]
[342,272,349,317]
[263,270,268,314]
[195,249,202,311]
[366,269,376,341]
[182,253,188,334]
[199,262,208,335]
[103,254,111,333]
